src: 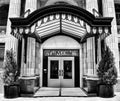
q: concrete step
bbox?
[61,88,87,97]
[34,87,87,97]
[34,87,60,97]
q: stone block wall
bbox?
[86,79,98,93]
[19,77,39,95]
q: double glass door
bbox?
[48,57,74,87]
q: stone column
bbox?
[86,0,98,14]
[97,38,101,63]
[87,38,95,75]
[102,0,119,76]
[35,42,40,76]
[25,0,37,13]
[24,0,37,76]
[5,0,21,59]
[26,38,36,76]
[83,43,87,75]
[20,38,24,76]
[86,0,98,76]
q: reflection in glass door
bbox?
[63,60,72,79]
[61,57,74,87]
[48,57,60,87]
[50,60,59,79]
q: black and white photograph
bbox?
[0,0,120,101]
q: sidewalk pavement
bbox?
[0,92,120,101]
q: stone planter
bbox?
[98,84,114,98]
[86,79,98,93]
[4,85,20,98]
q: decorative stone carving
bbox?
[62,14,66,19]
[50,15,54,20]
[13,28,18,34]
[19,28,24,34]
[86,24,91,33]
[92,27,97,34]
[55,14,60,19]
[43,17,48,23]
[25,28,30,34]
[104,27,109,34]
[98,27,103,34]
[31,24,36,33]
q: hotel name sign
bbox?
[44,49,79,57]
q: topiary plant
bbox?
[97,46,117,85]
[2,49,18,85]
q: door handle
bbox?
[61,70,64,76]
[58,70,61,76]
[58,70,64,76]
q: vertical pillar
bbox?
[19,0,40,94]
[21,38,25,76]
[102,0,119,76]
[25,0,37,13]
[86,0,98,76]
[35,42,40,76]
[24,0,37,76]
[26,38,36,76]
[5,0,21,59]
[86,0,98,14]
[97,38,101,63]
[83,43,87,75]
[87,38,95,75]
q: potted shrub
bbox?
[2,49,20,98]
[97,46,117,97]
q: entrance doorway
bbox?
[48,57,74,87]
[42,49,80,87]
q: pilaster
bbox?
[87,38,96,75]
[35,42,41,76]
[83,42,87,75]
[86,0,98,76]
[5,0,21,59]
[102,0,119,75]
[25,0,37,14]
[86,0,98,14]
[21,38,25,76]
[23,0,37,76]
[26,37,36,76]
[97,38,101,63]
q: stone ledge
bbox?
[83,75,99,80]
[19,76,39,80]
[19,76,40,95]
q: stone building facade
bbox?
[0,0,120,95]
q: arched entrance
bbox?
[10,4,112,94]
[41,35,81,87]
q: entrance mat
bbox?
[34,87,87,97]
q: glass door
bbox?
[48,57,60,87]
[61,57,74,87]
[48,57,74,87]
